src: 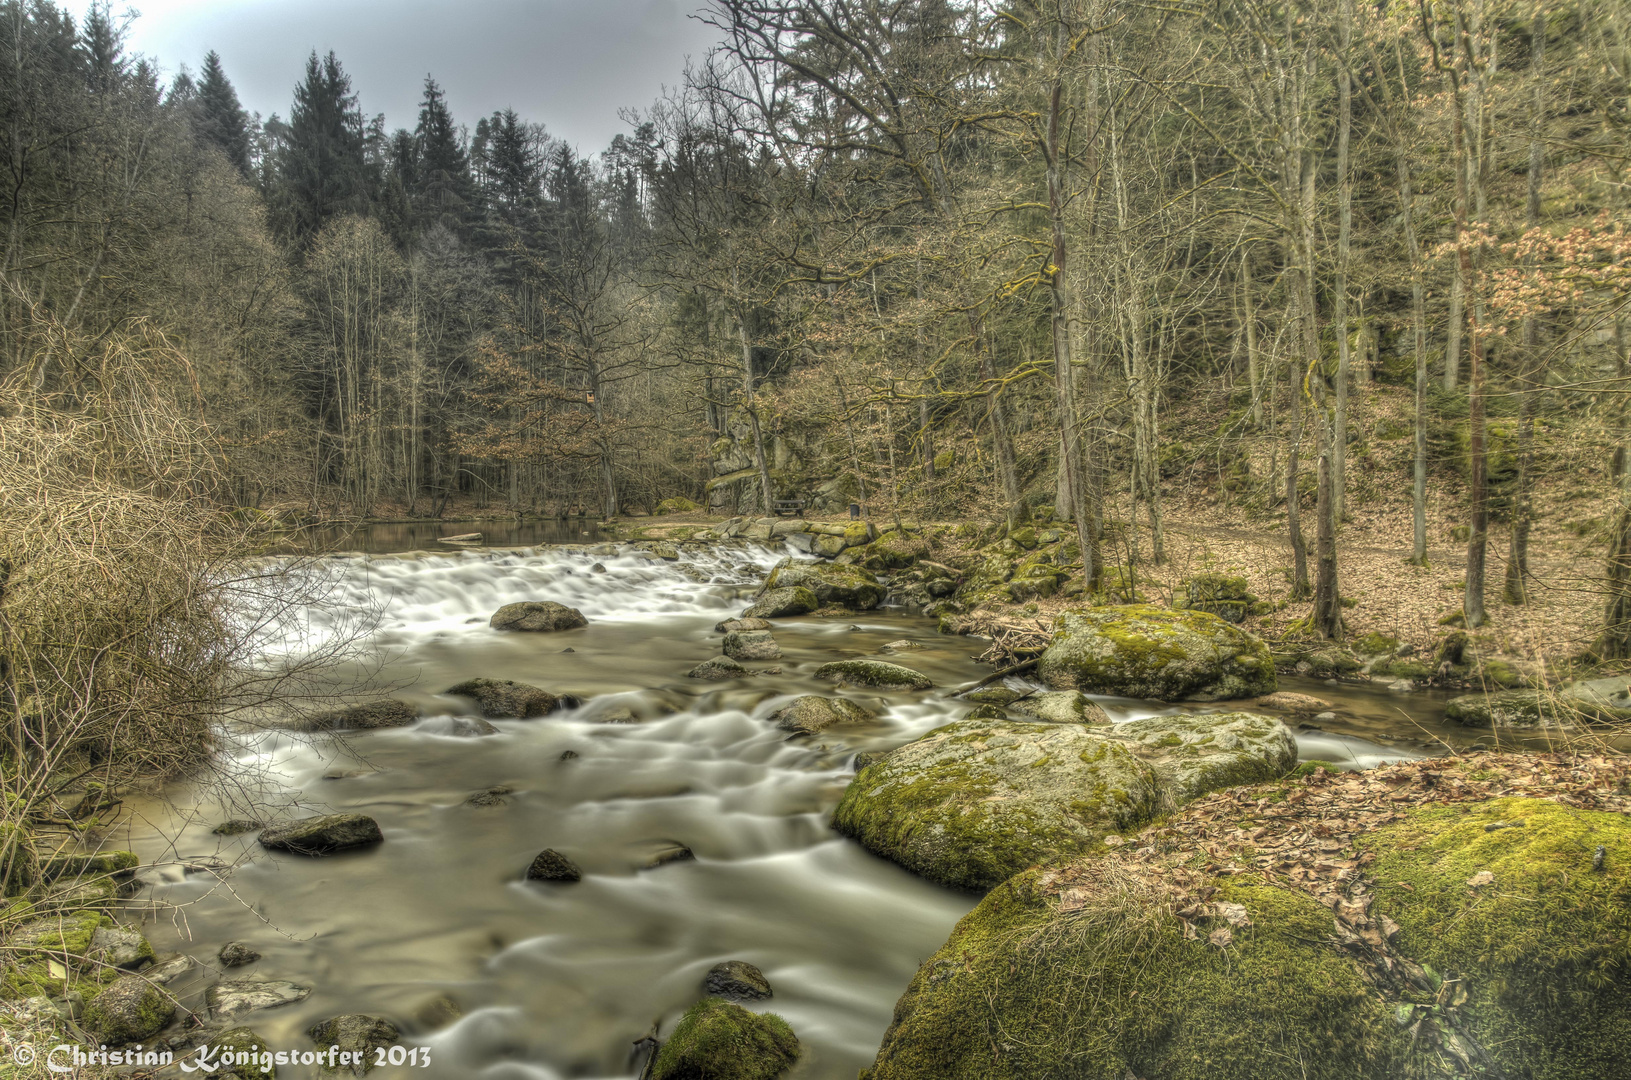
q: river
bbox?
[119,533,1464,1079]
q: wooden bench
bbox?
[772,499,807,517]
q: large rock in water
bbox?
[741,586,819,620]
[761,558,883,610]
[862,795,1631,1080]
[833,713,1295,891]
[650,997,799,1080]
[770,695,875,735]
[258,814,383,855]
[444,678,562,718]
[1037,605,1276,701]
[724,629,782,661]
[833,719,1160,891]
[490,601,588,632]
[814,660,932,691]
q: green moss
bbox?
[1289,759,1344,778]
[1361,799,1631,1080]
[813,660,932,690]
[1352,633,1400,657]
[650,997,799,1080]
[1039,605,1276,701]
[867,871,1402,1080]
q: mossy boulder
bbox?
[650,997,799,1080]
[741,586,819,620]
[762,558,882,610]
[862,868,1403,1080]
[1352,632,1401,657]
[1104,712,1297,804]
[1445,689,1571,729]
[489,601,588,632]
[658,497,701,514]
[1360,798,1631,1079]
[832,719,1161,891]
[83,974,176,1045]
[1179,573,1258,624]
[769,695,875,735]
[814,660,932,691]
[7,909,105,962]
[1007,691,1109,725]
[1037,605,1276,701]
[444,678,562,719]
[866,529,931,569]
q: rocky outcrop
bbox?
[444,678,563,719]
[761,558,883,610]
[489,601,588,632]
[770,695,876,735]
[814,660,932,691]
[650,997,799,1080]
[1037,605,1276,701]
[258,814,383,855]
[740,586,819,620]
[833,713,1296,891]
[861,787,1631,1080]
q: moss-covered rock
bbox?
[740,586,819,620]
[762,558,882,610]
[211,1027,277,1079]
[813,660,932,691]
[1179,573,1258,624]
[769,695,874,735]
[1104,712,1297,804]
[1361,798,1631,1080]
[83,974,176,1044]
[444,678,562,718]
[864,867,1402,1080]
[866,529,930,569]
[1037,605,1276,701]
[689,655,750,680]
[650,997,799,1080]
[658,496,701,514]
[1445,689,1571,729]
[1352,632,1401,657]
[308,1013,399,1076]
[832,719,1161,891]
[1007,691,1109,725]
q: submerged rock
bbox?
[308,1014,400,1076]
[218,941,261,968]
[704,960,773,1000]
[761,558,883,610]
[649,998,799,1080]
[640,840,695,869]
[450,717,501,737]
[1037,605,1276,701]
[258,814,383,855]
[689,655,750,680]
[83,975,175,1044]
[489,601,588,632]
[526,849,582,883]
[444,678,562,718]
[770,695,875,735]
[724,629,782,661]
[206,979,312,1020]
[304,700,417,731]
[741,586,819,620]
[464,785,512,807]
[813,660,932,691]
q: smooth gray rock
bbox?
[714,617,771,633]
[723,630,782,661]
[258,814,383,855]
[206,979,312,1020]
[1104,712,1298,804]
[489,601,588,633]
[640,840,694,869]
[89,927,153,970]
[304,700,417,731]
[770,695,876,735]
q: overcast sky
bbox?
[88,0,725,153]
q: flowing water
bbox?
[118,538,1464,1079]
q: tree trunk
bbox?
[738,310,774,514]
[1313,443,1342,638]
[1453,11,1490,629]
[1333,0,1353,524]
[1605,318,1631,658]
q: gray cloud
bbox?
[102,0,724,152]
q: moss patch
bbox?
[1038,605,1276,701]
[650,997,799,1080]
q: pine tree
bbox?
[195,51,252,178]
[273,51,369,243]
[412,77,475,235]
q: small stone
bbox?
[640,840,694,869]
[526,849,582,883]
[1467,870,1495,887]
[559,750,580,761]
[723,629,782,661]
[881,639,923,651]
[218,941,261,968]
[1594,845,1607,871]
[966,704,1008,720]
[591,563,607,573]
[90,927,153,971]
[704,960,772,1000]
[451,717,501,737]
[258,814,383,856]
[465,786,512,807]
[1388,679,1415,692]
[212,819,264,836]
[413,994,463,1030]
[1313,711,1338,723]
[562,647,575,653]
[206,979,312,1020]
[688,655,749,680]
